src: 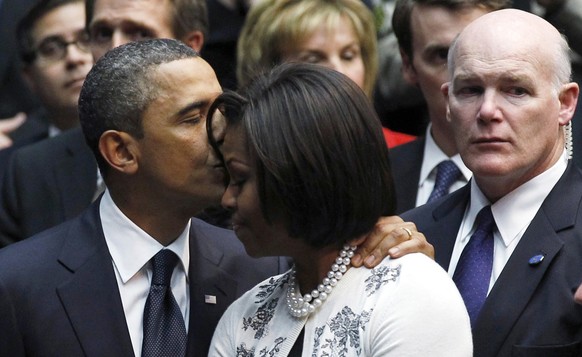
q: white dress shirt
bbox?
[100,190,190,357]
[448,150,568,293]
[416,124,472,206]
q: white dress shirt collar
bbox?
[465,150,568,248]
[420,124,472,184]
[415,124,472,206]
[449,151,568,289]
[99,189,190,284]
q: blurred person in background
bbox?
[0,0,39,149]
[237,0,416,148]
[0,0,93,179]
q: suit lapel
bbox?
[186,224,239,355]
[56,203,134,357]
[473,164,582,356]
[424,185,470,270]
[187,270,237,355]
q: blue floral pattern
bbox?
[225,264,405,356]
[314,306,372,356]
[364,265,401,296]
[311,326,325,357]
[236,343,255,357]
[235,337,286,357]
[242,298,279,339]
[255,273,289,303]
[258,337,285,357]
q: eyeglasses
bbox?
[32,31,91,65]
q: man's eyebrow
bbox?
[453,73,473,82]
[177,100,206,116]
[39,28,86,43]
[88,19,105,29]
[89,18,150,29]
[38,34,65,43]
[424,43,448,53]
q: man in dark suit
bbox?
[0,38,288,357]
[401,9,582,356]
[0,0,93,179]
[0,38,429,356]
[388,0,509,213]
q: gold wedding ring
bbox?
[402,227,413,240]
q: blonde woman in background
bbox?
[237,0,416,148]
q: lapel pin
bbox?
[205,295,217,304]
[528,254,545,266]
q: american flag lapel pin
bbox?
[205,295,217,304]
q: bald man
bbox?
[401,9,582,357]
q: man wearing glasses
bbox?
[0,0,92,178]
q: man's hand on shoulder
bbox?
[352,215,434,268]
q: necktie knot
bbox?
[473,206,495,238]
[151,249,179,286]
[427,160,462,203]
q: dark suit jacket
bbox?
[389,137,425,214]
[0,110,50,179]
[401,162,582,356]
[0,201,288,356]
[0,127,97,247]
[6,110,49,144]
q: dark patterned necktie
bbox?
[453,206,495,326]
[427,160,462,203]
[142,249,187,357]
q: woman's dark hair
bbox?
[208,63,395,248]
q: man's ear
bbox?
[98,130,140,175]
[181,30,204,52]
[400,48,418,86]
[441,82,452,123]
[558,82,580,126]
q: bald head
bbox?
[460,8,561,42]
[442,8,579,201]
[449,9,571,89]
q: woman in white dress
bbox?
[206,63,472,356]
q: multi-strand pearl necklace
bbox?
[286,244,357,318]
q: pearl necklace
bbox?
[286,244,357,318]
